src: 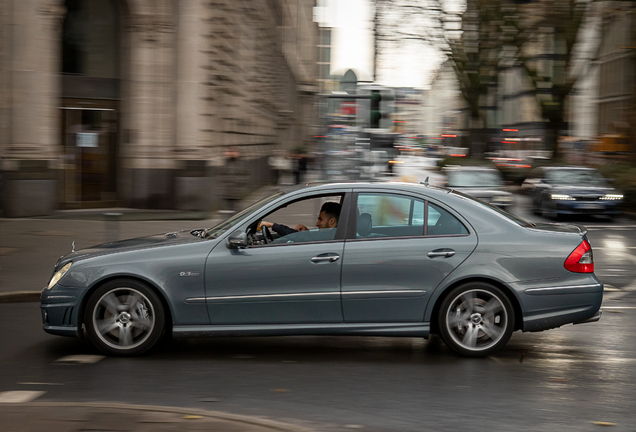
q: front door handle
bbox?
[427,249,455,258]
[311,254,340,263]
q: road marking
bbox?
[594,247,636,250]
[0,247,20,256]
[589,223,636,227]
[602,306,636,309]
[18,382,63,386]
[55,355,104,364]
[0,391,46,403]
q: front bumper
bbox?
[40,285,84,338]
[553,200,620,215]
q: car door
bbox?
[203,191,351,325]
[340,190,478,323]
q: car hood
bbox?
[528,223,588,237]
[56,230,210,268]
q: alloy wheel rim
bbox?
[92,288,155,350]
[445,289,508,352]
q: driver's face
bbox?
[316,211,336,229]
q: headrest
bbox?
[357,213,372,237]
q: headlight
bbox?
[600,194,623,201]
[493,195,513,203]
[551,194,574,201]
[47,262,72,290]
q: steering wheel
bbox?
[261,225,274,244]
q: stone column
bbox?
[1,0,65,217]
[123,1,177,209]
[173,0,209,211]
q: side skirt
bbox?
[172,322,430,338]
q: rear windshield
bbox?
[450,190,534,228]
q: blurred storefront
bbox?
[0,0,319,217]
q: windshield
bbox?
[448,170,503,187]
[204,191,285,239]
[547,169,606,186]
[451,190,534,228]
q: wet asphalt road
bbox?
[1,193,636,431]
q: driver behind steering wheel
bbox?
[260,202,341,239]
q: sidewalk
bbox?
[0,183,284,301]
[0,401,315,432]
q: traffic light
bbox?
[370,90,381,128]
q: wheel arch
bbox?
[78,274,174,337]
[428,277,523,335]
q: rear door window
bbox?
[356,193,425,238]
[427,203,469,236]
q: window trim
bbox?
[245,191,352,248]
[346,190,472,241]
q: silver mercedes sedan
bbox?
[41,182,602,357]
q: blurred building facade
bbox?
[423,60,468,143]
[0,0,319,217]
[595,2,635,137]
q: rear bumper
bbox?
[573,309,602,325]
[520,282,603,332]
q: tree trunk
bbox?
[464,116,489,158]
[544,121,564,161]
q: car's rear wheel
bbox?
[438,283,514,357]
[84,279,165,356]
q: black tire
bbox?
[438,282,514,357]
[84,279,165,356]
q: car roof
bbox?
[284,181,452,198]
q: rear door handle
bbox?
[427,249,455,258]
[311,254,340,263]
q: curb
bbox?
[0,291,41,303]
[2,401,316,432]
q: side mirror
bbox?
[226,230,248,249]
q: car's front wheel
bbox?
[438,283,514,357]
[84,279,165,356]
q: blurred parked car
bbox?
[42,182,602,358]
[522,166,623,219]
[442,166,514,210]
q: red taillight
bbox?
[564,240,594,273]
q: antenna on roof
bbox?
[421,177,429,186]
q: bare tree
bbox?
[373,0,593,157]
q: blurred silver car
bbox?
[442,166,515,210]
[41,182,602,358]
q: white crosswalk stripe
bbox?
[56,355,104,364]
[0,391,46,403]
